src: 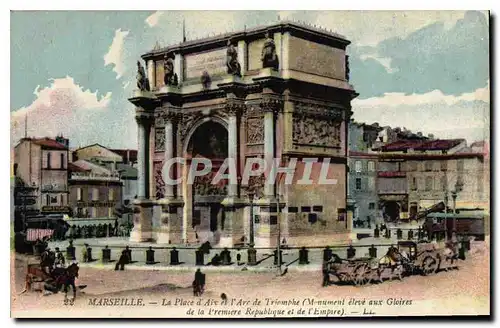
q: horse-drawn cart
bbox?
[326,240,462,287]
[326,257,380,286]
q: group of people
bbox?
[40,246,66,275]
[68,222,132,239]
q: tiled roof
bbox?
[68,162,90,173]
[110,149,138,163]
[382,139,464,152]
[31,138,68,150]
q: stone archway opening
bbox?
[185,120,229,245]
[383,201,400,222]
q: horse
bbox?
[377,247,407,282]
[45,263,80,302]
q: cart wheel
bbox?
[422,256,438,276]
[354,264,371,286]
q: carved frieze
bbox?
[246,117,264,144]
[260,97,283,113]
[245,174,265,199]
[193,171,227,196]
[225,101,246,117]
[154,161,165,200]
[155,128,165,151]
[244,105,263,117]
[294,101,344,120]
[179,111,204,145]
[292,115,341,148]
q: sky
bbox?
[9,10,490,149]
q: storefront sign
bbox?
[41,206,71,213]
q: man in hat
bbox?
[54,247,65,268]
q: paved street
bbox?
[11,240,489,317]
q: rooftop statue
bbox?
[261,31,279,70]
[226,40,241,77]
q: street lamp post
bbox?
[275,171,289,276]
[451,190,458,241]
[249,191,255,246]
[247,191,257,266]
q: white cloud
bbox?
[353,81,490,107]
[359,53,396,73]
[145,11,163,27]
[10,77,112,147]
[352,84,490,144]
[104,28,130,79]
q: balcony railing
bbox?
[377,171,406,178]
[70,172,121,181]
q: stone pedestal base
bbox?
[156,198,184,244]
[220,197,246,247]
[129,199,155,243]
[254,197,280,249]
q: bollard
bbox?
[385,228,391,239]
[273,250,283,266]
[408,229,414,240]
[102,246,111,263]
[170,247,180,265]
[417,227,422,240]
[374,226,380,238]
[66,241,76,261]
[146,246,155,265]
[347,245,356,259]
[299,247,309,265]
[397,229,403,240]
[86,247,93,262]
[369,245,377,258]
[247,246,257,266]
[221,248,231,265]
[195,249,204,266]
[125,246,132,264]
[323,247,333,262]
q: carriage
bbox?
[22,254,81,301]
[326,240,461,286]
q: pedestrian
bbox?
[322,261,330,287]
[236,252,241,265]
[115,250,128,271]
[82,243,90,262]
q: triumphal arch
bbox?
[128,21,358,247]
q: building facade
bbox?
[348,152,378,227]
[377,138,488,221]
[14,137,71,216]
[129,21,358,246]
[68,162,123,219]
[73,143,138,204]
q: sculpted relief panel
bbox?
[246,117,264,144]
[154,161,165,200]
[155,128,165,152]
[293,115,341,148]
